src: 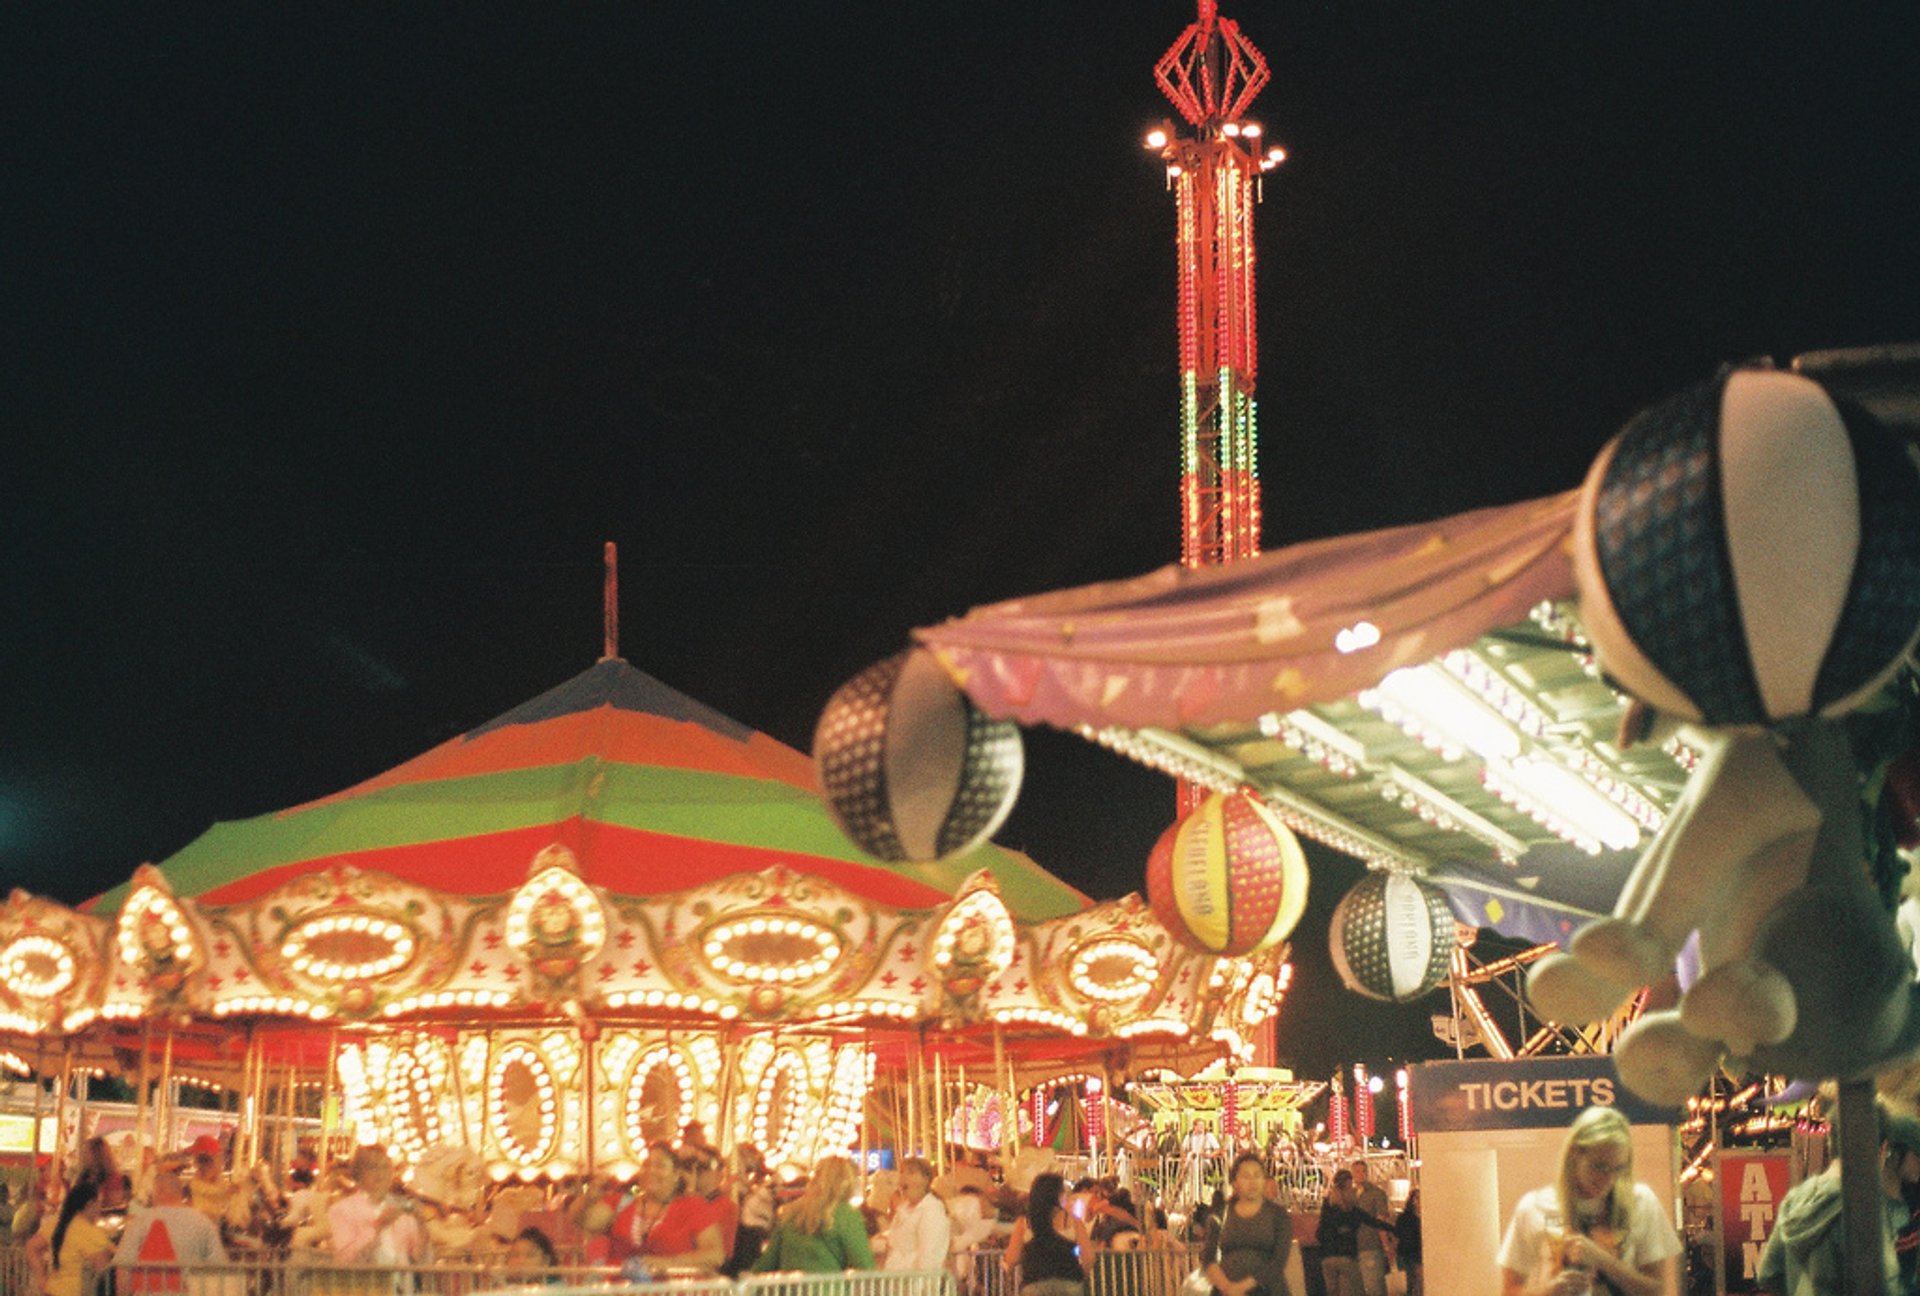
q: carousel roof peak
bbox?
[468,656,757,746]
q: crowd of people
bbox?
[5,1123,1433,1296]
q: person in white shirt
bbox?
[114,1162,228,1290]
[883,1158,951,1272]
[1498,1107,1680,1296]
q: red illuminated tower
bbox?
[1150,0,1284,812]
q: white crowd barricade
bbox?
[98,1251,1198,1296]
[151,1260,619,1296]
[956,1244,1196,1296]
[117,1265,954,1296]
[737,1271,954,1296]
[1,1244,38,1296]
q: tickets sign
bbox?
[1408,1056,1682,1132]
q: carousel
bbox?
[0,644,1291,1185]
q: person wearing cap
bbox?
[182,1137,236,1236]
[1756,1101,1920,1295]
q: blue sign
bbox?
[1409,1055,1681,1133]
[861,1149,895,1171]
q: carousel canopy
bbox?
[5,654,1281,1126]
[87,657,1090,923]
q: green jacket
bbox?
[1755,1164,1903,1296]
[751,1203,875,1274]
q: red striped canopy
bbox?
[88,657,1091,921]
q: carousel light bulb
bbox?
[1146,129,1168,148]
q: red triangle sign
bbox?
[136,1221,177,1264]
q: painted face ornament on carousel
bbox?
[814,648,1023,861]
[1525,365,1920,1103]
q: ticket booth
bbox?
[1409,1055,1682,1296]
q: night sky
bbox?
[6,2,1919,1083]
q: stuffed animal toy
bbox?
[1525,364,1920,1104]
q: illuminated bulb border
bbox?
[382,989,512,1017]
[280,913,417,982]
[991,1008,1086,1035]
[1067,939,1158,1004]
[214,995,330,1019]
[623,1047,693,1154]
[932,892,1015,973]
[0,936,78,1000]
[605,989,734,1018]
[811,999,918,1021]
[701,916,842,985]
[116,888,197,969]
[488,1043,559,1169]
[750,1051,813,1170]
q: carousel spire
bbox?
[602,540,620,662]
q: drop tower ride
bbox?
[1149,0,1285,811]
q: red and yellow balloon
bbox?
[1146,790,1308,957]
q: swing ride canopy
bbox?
[0,653,1287,1175]
[915,490,1680,948]
[906,348,1920,948]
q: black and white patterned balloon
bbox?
[1328,872,1457,1003]
[813,649,1023,862]
[1574,367,1920,724]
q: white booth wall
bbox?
[1409,1057,1680,1296]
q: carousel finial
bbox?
[602,541,620,662]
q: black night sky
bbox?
[5,2,1919,1081]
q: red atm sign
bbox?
[1720,1152,1790,1293]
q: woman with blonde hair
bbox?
[1498,1106,1679,1296]
[751,1156,873,1274]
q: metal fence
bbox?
[954,1245,1196,1296]
[2,1245,32,1296]
[0,1257,960,1296]
[0,1243,1194,1296]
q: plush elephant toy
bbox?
[1525,364,1920,1104]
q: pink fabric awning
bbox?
[917,489,1580,731]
